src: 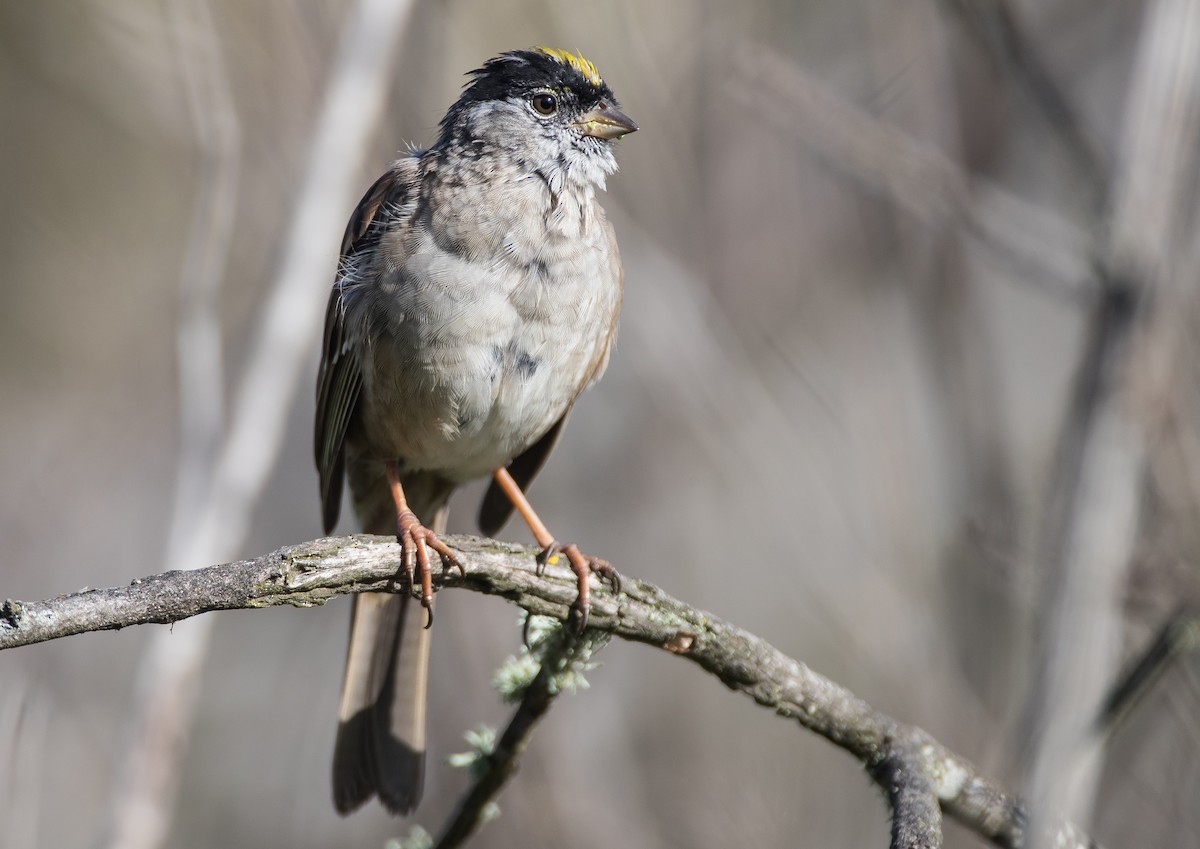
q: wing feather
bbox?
[314,164,415,532]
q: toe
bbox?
[571,596,590,633]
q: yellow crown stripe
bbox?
[534,46,603,85]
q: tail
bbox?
[332,465,451,815]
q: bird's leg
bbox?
[386,461,462,628]
[491,467,620,631]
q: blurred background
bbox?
[3,0,1200,847]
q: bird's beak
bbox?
[575,102,639,140]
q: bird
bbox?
[313,46,636,816]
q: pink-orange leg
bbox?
[386,461,462,628]
[491,467,620,631]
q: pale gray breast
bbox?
[349,172,621,481]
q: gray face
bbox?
[434,50,635,196]
[451,96,620,194]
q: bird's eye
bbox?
[532,93,558,116]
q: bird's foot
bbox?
[536,541,621,632]
[396,509,462,628]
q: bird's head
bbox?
[437,47,638,190]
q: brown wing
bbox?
[314,164,414,533]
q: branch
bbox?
[432,623,607,849]
[1098,607,1200,734]
[0,534,1099,849]
[874,736,944,849]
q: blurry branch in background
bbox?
[727,44,1097,305]
[0,534,1101,849]
[843,0,1200,841]
[1097,608,1200,734]
[107,1,418,848]
[1021,278,1141,842]
[732,4,1200,840]
[107,2,238,847]
[915,6,1137,836]
[1023,0,1200,841]
[937,0,1108,204]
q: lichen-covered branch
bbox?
[432,622,607,849]
[0,534,1098,849]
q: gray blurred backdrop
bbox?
[3,1,1199,847]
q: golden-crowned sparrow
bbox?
[314,47,636,815]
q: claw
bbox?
[536,541,618,633]
[571,594,590,633]
[535,542,562,578]
[395,509,459,626]
[492,467,617,629]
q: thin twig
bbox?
[0,534,1099,849]
[873,736,944,849]
[433,626,601,849]
[1097,608,1200,734]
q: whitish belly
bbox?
[353,193,620,480]
[359,324,600,482]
